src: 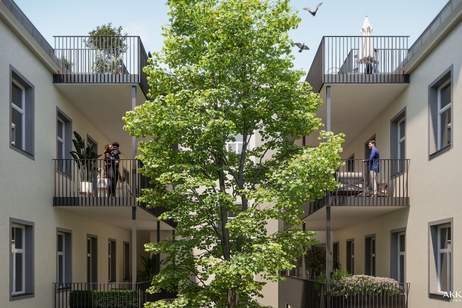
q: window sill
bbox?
[9,144,34,160]
[429,292,452,301]
[10,293,34,301]
[429,144,451,160]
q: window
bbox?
[429,69,452,157]
[10,70,34,157]
[108,240,116,282]
[226,134,244,154]
[429,220,453,296]
[10,219,34,298]
[365,235,376,276]
[391,111,406,174]
[87,135,98,155]
[123,242,130,281]
[333,242,340,270]
[346,240,354,274]
[87,236,97,284]
[56,111,72,173]
[391,230,406,284]
[56,231,71,286]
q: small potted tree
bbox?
[70,132,100,195]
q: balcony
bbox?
[303,159,409,230]
[54,282,176,308]
[53,159,141,207]
[53,35,148,95]
[307,36,409,92]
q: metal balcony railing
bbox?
[53,282,176,308]
[305,159,410,215]
[307,36,410,92]
[280,277,409,308]
[53,159,141,207]
[53,36,148,95]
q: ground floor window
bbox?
[10,219,34,298]
[108,240,116,282]
[365,235,376,276]
[123,241,130,281]
[429,220,453,296]
[346,239,354,274]
[57,231,72,286]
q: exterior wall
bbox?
[333,209,408,277]
[0,13,143,308]
[325,21,462,308]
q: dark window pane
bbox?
[14,227,23,249]
[440,227,450,249]
[58,255,64,283]
[440,84,451,109]
[399,255,405,283]
[57,120,64,139]
[399,120,405,139]
[439,253,449,291]
[12,83,23,109]
[12,109,23,148]
[57,234,64,252]
[440,109,451,148]
[15,253,23,292]
[399,234,405,252]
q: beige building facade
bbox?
[280,0,462,307]
[0,1,174,307]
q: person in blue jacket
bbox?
[367,140,380,196]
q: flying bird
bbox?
[303,2,323,16]
[294,42,310,53]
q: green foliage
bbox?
[70,131,100,181]
[330,275,402,296]
[124,0,344,306]
[87,23,127,74]
[69,290,138,308]
[138,254,161,282]
[317,271,401,297]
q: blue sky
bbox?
[16,0,447,72]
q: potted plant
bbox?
[70,131,100,194]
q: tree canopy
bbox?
[124,0,343,307]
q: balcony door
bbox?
[87,236,97,284]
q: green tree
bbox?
[87,23,127,74]
[124,0,343,307]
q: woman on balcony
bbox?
[104,143,121,197]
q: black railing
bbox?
[280,277,409,308]
[53,36,148,95]
[306,36,409,92]
[53,159,140,207]
[53,282,175,308]
[305,159,409,215]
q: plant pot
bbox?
[80,181,93,195]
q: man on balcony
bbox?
[367,140,380,196]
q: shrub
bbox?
[330,275,401,296]
[69,289,138,308]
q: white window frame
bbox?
[56,118,66,160]
[436,224,452,293]
[11,80,26,150]
[436,80,451,150]
[397,232,406,284]
[11,224,26,296]
[226,134,244,154]
[57,232,66,286]
[397,117,406,160]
